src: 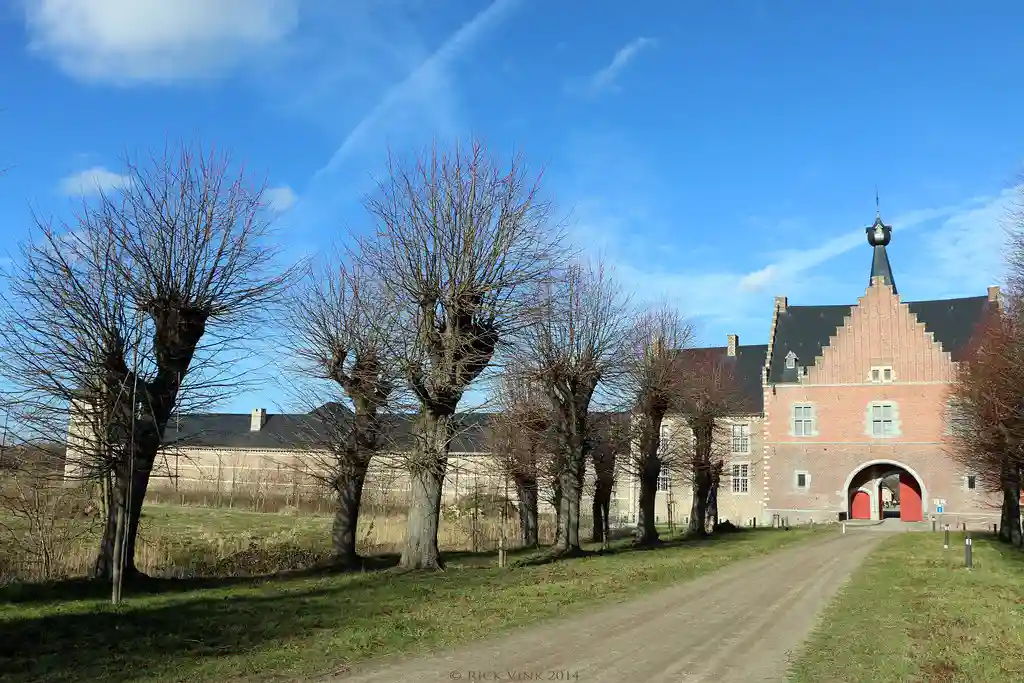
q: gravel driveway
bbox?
[330,532,881,683]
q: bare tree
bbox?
[360,139,565,569]
[622,305,693,545]
[948,311,1023,547]
[674,348,744,535]
[586,411,629,544]
[284,254,398,568]
[0,141,298,580]
[489,371,550,547]
[517,261,632,556]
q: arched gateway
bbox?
[844,460,927,522]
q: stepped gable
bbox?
[766,209,997,383]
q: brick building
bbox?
[63,212,1001,531]
[617,212,1002,527]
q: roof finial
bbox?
[875,184,880,219]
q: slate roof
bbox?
[163,407,495,453]
[676,344,769,414]
[766,295,997,384]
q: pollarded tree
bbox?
[285,253,398,568]
[622,305,693,545]
[516,261,632,556]
[488,370,550,547]
[0,141,298,580]
[586,410,629,544]
[361,139,565,570]
[675,347,744,535]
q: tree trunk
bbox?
[591,482,611,543]
[706,464,721,533]
[634,457,661,545]
[551,480,563,538]
[514,478,539,547]
[552,450,585,554]
[120,457,155,577]
[94,455,154,581]
[331,468,368,568]
[1002,461,1022,548]
[689,467,712,535]
[399,409,451,570]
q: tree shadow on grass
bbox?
[0,573,453,683]
[0,545,543,606]
[986,536,1024,568]
[513,527,770,567]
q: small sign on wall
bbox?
[937,506,944,513]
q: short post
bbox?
[931,517,936,532]
[752,517,757,529]
[962,522,967,532]
[992,523,998,535]
[943,524,950,550]
[841,522,846,535]
[964,532,973,570]
[497,534,506,569]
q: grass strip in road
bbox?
[788,532,1024,683]
[1,527,821,683]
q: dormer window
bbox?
[785,350,798,370]
[870,366,894,383]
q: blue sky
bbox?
[0,0,1022,414]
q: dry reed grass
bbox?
[1,495,560,583]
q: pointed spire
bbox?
[866,207,897,294]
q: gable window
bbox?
[870,366,894,383]
[731,463,750,494]
[785,350,798,369]
[657,471,671,492]
[730,424,750,454]
[870,403,895,437]
[792,403,815,436]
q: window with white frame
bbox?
[870,366,894,383]
[792,403,814,436]
[657,471,671,492]
[870,402,896,437]
[795,470,810,490]
[965,474,977,492]
[730,463,750,494]
[658,422,669,453]
[730,423,750,454]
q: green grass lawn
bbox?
[788,532,1024,683]
[0,526,821,683]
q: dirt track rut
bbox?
[329,532,881,683]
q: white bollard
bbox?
[842,522,846,534]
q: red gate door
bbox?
[899,473,923,522]
[850,490,871,520]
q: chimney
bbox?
[727,334,738,357]
[250,408,267,432]
[774,296,788,313]
[988,285,1001,302]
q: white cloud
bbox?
[265,185,298,213]
[587,37,657,95]
[58,166,129,196]
[311,0,521,181]
[22,0,299,84]
[736,200,988,293]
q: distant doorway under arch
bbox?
[846,461,925,522]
